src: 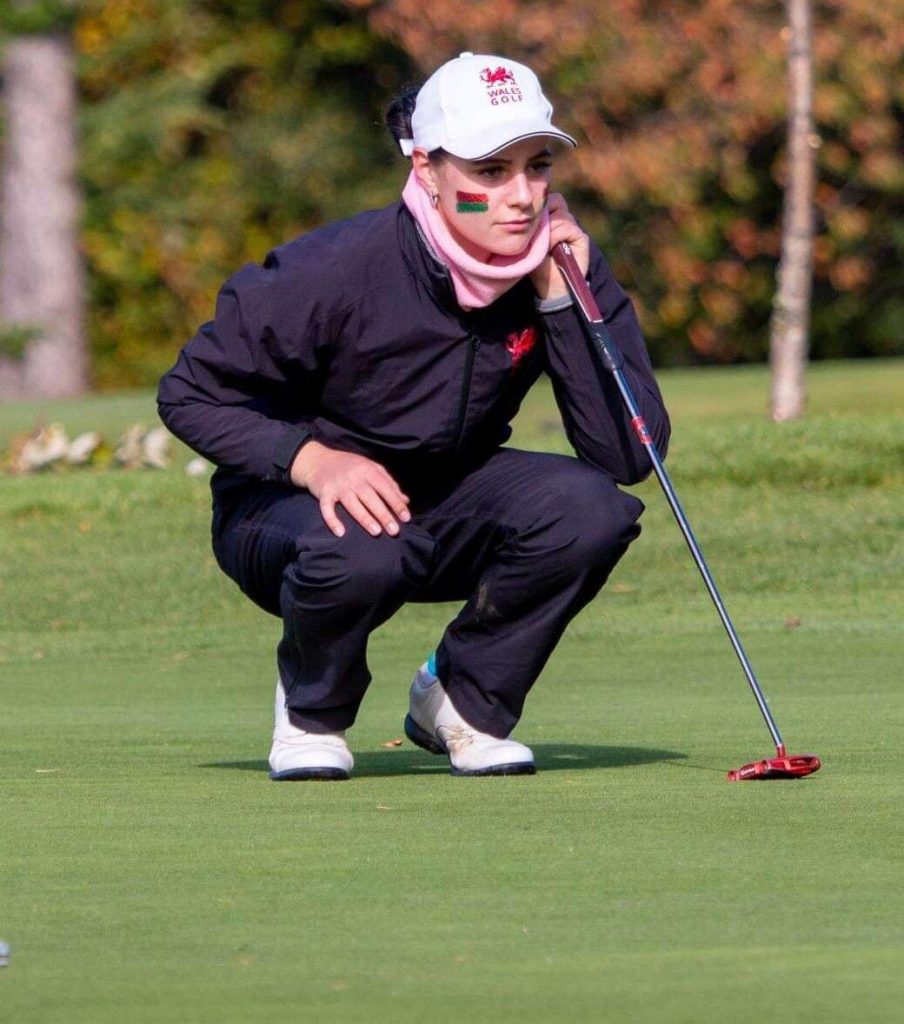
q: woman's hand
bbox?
[290,441,411,538]
[530,193,591,301]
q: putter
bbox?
[552,242,821,781]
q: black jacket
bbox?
[157,202,669,500]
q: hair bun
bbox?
[384,86,420,155]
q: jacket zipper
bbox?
[453,335,481,450]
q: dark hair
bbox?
[384,85,445,162]
[384,85,419,149]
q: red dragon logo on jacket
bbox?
[480,66,516,86]
[506,326,537,370]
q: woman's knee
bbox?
[543,464,644,568]
[285,520,436,603]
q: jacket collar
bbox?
[395,201,536,321]
[396,202,458,308]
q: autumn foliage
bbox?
[349,0,904,365]
[71,0,414,386]
[4,1,899,385]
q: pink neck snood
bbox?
[401,170,550,310]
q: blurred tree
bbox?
[0,0,87,397]
[4,1,897,390]
[770,0,815,421]
[75,0,414,388]
[348,0,904,369]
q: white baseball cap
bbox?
[399,52,577,159]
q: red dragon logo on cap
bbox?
[480,66,516,86]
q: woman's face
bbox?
[423,138,555,260]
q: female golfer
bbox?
[158,51,670,780]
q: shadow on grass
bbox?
[534,744,687,771]
[201,743,686,779]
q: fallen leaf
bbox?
[784,616,802,629]
[67,432,102,465]
[14,424,69,472]
[380,738,403,748]
[141,427,171,469]
[114,424,145,468]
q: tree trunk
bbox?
[0,29,87,398]
[768,0,815,422]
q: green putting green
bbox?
[1,361,902,1023]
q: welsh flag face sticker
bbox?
[456,191,489,213]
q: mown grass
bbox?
[1,359,902,1023]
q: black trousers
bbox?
[211,448,644,737]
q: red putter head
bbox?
[727,752,821,781]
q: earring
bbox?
[430,193,439,209]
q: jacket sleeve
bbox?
[157,246,328,482]
[540,244,670,484]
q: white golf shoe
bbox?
[404,662,535,776]
[269,679,353,781]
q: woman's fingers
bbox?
[546,192,590,273]
[323,483,402,539]
[374,466,411,521]
[294,442,412,538]
[348,483,405,536]
[319,495,348,538]
[339,491,386,537]
[529,192,590,300]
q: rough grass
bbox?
[1,359,902,1023]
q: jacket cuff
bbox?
[271,425,313,483]
[535,293,574,314]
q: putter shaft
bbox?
[552,242,785,753]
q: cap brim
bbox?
[446,127,577,160]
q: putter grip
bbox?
[552,243,623,372]
[552,242,602,319]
